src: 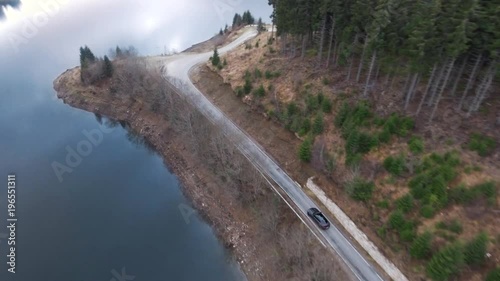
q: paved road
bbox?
[163,27,385,281]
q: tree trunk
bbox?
[333,41,340,68]
[458,53,482,111]
[301,34,307,60]
[317,14,327,66]
[427,62,447,106]
[356,36,368,83]
[450,56,467,96]
[388,66,399,91]
[416,63,437,115]
[346,57,354,82]
[405,73,419,111]
[363,51,377,97]
[325,16,335,69]
[468,63,495,117]
[429,59,456,123]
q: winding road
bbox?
[164,27,385,281]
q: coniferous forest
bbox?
[268,0,499,121]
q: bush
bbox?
[298,137,313,162]
[253,84,266,97]
[468,133,496,156]
[235,86,244,97]
[383,114,415,137]
[377,199,390,209]
[410,231,433,259]
[306,94,320,113]
[420,204,435,218]
[396,194,414,213]
[298,118,311,136]
[384,155,407,176]
[265,70,273,79]
[312,112,324,135]
[408,136,424,154]
[378,128,392,143]
[321,98,332,113]
[211,47,220,66]
[400,223,416,242]
[426,243,464,281]
[464,232,488,267]
[485,267,500,281]
[436,219,463,234]
[322,77,330,85]
[287,102,299,117]
[243,78,253,95]
[345,177,375,202]
[254,68,262,79]
[449,181,497,205]
[388,210,406,231]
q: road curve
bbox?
[164,27,385,281]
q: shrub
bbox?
[468,133,496,156]
[384,155,407,176]
[383,114,415,137]
[298,119,311,136]
[322,77,330,85]
[426,243,464,281]
[420,205,435,218]
[464,232,488,266]
[377,199,390,209]
[345,177,375,202]
[378,128,392,143]
[450,181,497,205]
[306,94,320,113]
[408,136,424,154]
[321,98,332,113]
[485,267,500,281]
[287,102,299,116]
[388,210,406,231]
[298,137,313,162]
[436,219,463,234]
[253,84,266,97]
[410,231,433,259]
[243,78,253,95]
[244,70,252,80]
[235,86,244,97]
[265,70,273,79]
[254,68,262,79]
[312,112,324,135]
[211,47,220,66]
[396,194,414,213]
[400,222,416,242]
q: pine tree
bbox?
[464,232,488,266]
[312,112,324,135]
[115,46,123,58]
[103,55,113,78]
[410,231,432,259]
[211,47,220,67]
[298,137,313,162]
[426,243,464,281]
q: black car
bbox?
[307,208,330,230]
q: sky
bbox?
[0,0,272,60]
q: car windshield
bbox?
[314,213,328,224]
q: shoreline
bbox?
[53,69,264,280]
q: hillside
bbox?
[197,25,500,281]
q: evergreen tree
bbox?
[211,47,220,67]
[312,112,324,135]
[103,55,113,78]
[426,243,464,281]
[115,46,123,58]
[410,231,432,259]
[232,13,243,28]
[298,137,313,162]
[463,232,488,266]
[257,17,265,33]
